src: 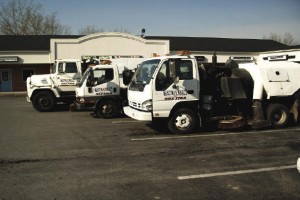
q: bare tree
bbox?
[282,32,296,46]
[78,26,130,35]
[263,32,298,45]
[0,0,71,35]
[111,27,130,34]
[78,25,104,35]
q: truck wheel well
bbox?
[169,101,199,118]
[95,96,122,108]
[268,96,294,109]
[31,89,55,100]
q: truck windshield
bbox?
[77,67,91,87]
[129,59,160,91]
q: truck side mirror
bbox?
[123,69,133,85]
[87,70,96,87]
[174,76,179,85]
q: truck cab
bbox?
[74,64,127,117]
[26,59,82,112]
[73,58,145,118]
[124,56,200,121]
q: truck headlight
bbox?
[79,98,85,103]
[142,100,152,111]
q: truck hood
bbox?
[27,74,53,87]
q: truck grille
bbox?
[129,101,141,109]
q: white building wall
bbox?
[50,32,170,62]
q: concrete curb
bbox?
[0,92,27,97]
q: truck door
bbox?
[87,66,119,97]
[55,62,78,92]
[152,59,199,118]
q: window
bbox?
[50,63,56,74]
[65,62,78,73]
[57,62,78,73]
[92,68,114,85]
[22,69,34,81]
[1,71,9,81]
[58,63,64,73]
[155,61,172,91]
[176,60,193,80]
[155,60,193,91]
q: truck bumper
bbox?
[123,106,152,121]
[297,157,300,173]
[73,101,94,110]
[26,96,31,103]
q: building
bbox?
[0,32,295,92]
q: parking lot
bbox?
[0,96,300,200]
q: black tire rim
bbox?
[38,96,51,108]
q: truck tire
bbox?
[95,100,118,119]
[167,108,197,134]
[267,103,290,128]
[32,91,56,112]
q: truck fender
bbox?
[238,64,264,100]
[31,88,59,100]
[95,95,122,108]
[169,101,200,124]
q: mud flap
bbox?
[291,98,299,123]
[251,120,272,130]
[251,100,271,129]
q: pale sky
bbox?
[13,0,300,43]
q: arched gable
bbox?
[50,32,169,61]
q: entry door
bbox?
[0,70,12,92]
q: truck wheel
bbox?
[95,100,118,119]
[32,91,56,112]
[267,103,290,128]
[167,108,197,134]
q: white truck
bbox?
[124,51,300,134]
[26,59,85,112]
[73,58,145,118]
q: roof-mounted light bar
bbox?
[177,50,191,56]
